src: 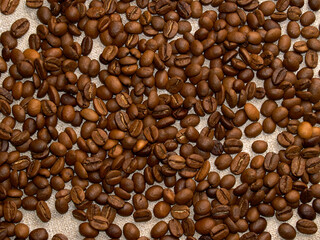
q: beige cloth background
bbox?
[0,0,320,239]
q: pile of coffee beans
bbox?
[0,0,320,239]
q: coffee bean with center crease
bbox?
[0,123,12,140]
[10,18,30,38]
[296,219,318,234]
[210,224,229,240]
[36,200,51,222]
[168,219,183,238]
[223,138,243,154]
[306,157,320,174]
[4,200,17,222]
[168,155,186,170]
[171,205,190,219]
[230,152,250,175]
[277,131,294,147]
[107,195,125,209]
[163,20,178,39]
[70,186,85,205]
[133,209,152,222]
[89,215,109,230]
[26,0,43,8]
[264,152,280,171]
[1,0,20,15]
[211,205,230,219]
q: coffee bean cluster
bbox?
[0,0,320,239]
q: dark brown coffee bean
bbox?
[271,68,286,85]
[244,122,263,138]
[79,222,99,238]
[210,224,229,240]
[171,205,190,219]
[55,198,68,214]
[123,223,140,240]
[151,221,168,238]
[70,186,85,205]
[133,209,152,222]
[277,131,294,147]
[14,223,30,239]
[230,152,249,175]
[4,200,17,222]
[163,20,178,38]
[276,206,293,221]
[153,201,171,218]
[107,195,125,209]
[11,18,30,38]
[264,152,280,171]
[296,219,318,234]
[52,233,68,240]
[1,0,19,14]
[29,228,48,240]
[224,138,243,154]
[252,140,268,153]
[216,188,231,205]
[168,219,183,238]
[298,204,316,220]
[277,225,294,240]
[0,122,12,140]
[89,215,109,230]
[36,200,51,222]
[26,0,43,8]
[168,155,186,170]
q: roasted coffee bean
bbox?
[79,222,99,238]
[171,205,190,219]
[36,201,51,222]
[0,0,319,238]
[26,0,43,8]
[306,157,320,174]
[151,221,168,238]
[10,18,30,38]
[278,223,296,240]
[29,228,48,240]
[70,186,85,205]
[223,138,243,154]
[4,200,17,222]
[244,122,263,138]
[210,224,229,240]
[168,155,186,170]
[296,219,318,234]
[1,0,19,14]
[14,223,30,239]
[153,201,171,218]
[133,209,152,222]
[244,103,259,121]
[89,215,109,230]
[230,152,250,175]
[52,233,68,240]
[211,205,231,219]
[123,223,140,240]
[298,204,316,220]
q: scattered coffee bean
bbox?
[0,0,318,239]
